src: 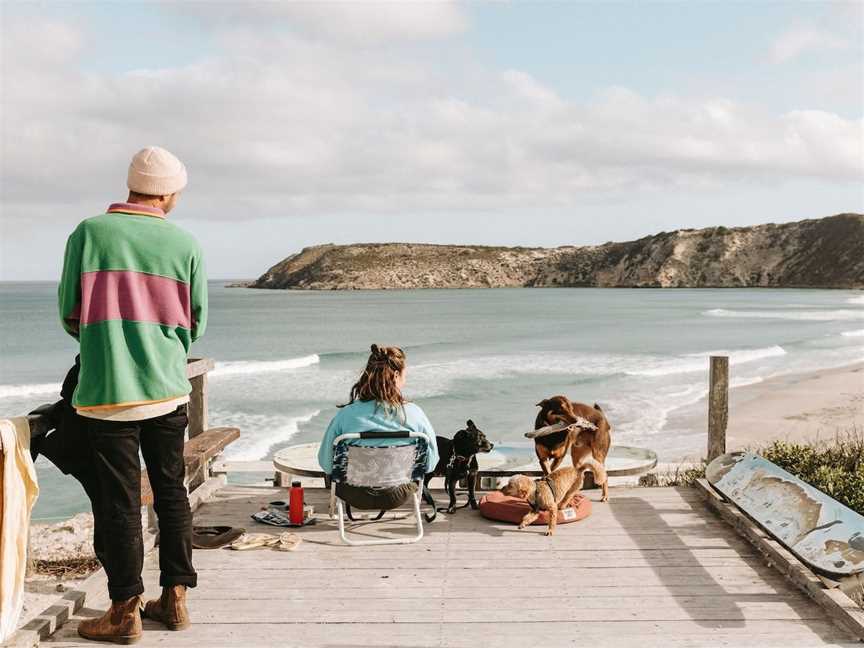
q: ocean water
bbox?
[1,282,862,520]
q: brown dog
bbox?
[501,467,586,536]
[534,396,612,502]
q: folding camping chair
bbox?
[330,431,430,546]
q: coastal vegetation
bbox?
[639,428,864,516]
[761,428,864,515]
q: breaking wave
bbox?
[704,308,864,321]
[626,346,786,377]
[0,383,60,399]
[211,354,320,377]
[212,409,321,461]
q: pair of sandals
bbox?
[229,531,302,552]
[192,524,302,552]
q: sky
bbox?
[1,1,862,280]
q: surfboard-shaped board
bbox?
[707,452,864,579]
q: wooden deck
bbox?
[42,485,860,648]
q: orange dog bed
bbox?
[479,490,592,525]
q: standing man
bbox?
[58,147,207,644]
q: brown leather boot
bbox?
[142,585,190,630]
[77,596,142,644]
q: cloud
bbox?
[174,1,468,43]
[769,27,851,63]
[1,12,862,225]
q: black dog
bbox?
[423,420,494,521]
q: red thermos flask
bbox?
[289,481,304,525]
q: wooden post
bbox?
[707,355,729,462]
[186,358,214,439]
[188,372,208,439]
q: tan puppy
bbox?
[501,466,586,536]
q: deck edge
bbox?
[3,476,226,648]
[694,478,864,642]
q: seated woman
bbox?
[317,344,439,511]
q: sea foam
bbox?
[625,345,786,377]
[841,329,864,337]
[704,308,864,321]
[0,383,61,399]
[211,354,320,377]
[0,356,321,400]
[213,409,321,461]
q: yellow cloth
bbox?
[0,417,39,642]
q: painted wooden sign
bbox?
[707,452,864,579]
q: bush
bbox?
[760,428,864,515]
[639,463,706,487]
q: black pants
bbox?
[88,405,197,601]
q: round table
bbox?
[273,442,657,484]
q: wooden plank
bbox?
[180,603,826,623]
[183,572,799,589]
[42,620,857,646]
[189,586,804,601]
[184,426,240,487]
[185,357,215,379]
[696,479,864,642]
[185,427,240,462]
[187,546,761,561]
[178,554,768,570]
[708,355,729,461]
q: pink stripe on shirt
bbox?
[80,270,192,329]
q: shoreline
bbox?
[673,361,864,462]
[726,361,864,448]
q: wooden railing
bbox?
[0,357,215,449]
[6,355,731,473]
[6,356,236,508]
[186,357,215,439]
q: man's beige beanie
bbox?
[127,146,188,196]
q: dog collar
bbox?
[446,450,471,469]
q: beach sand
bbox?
[660,363,864,465]
[726,362,864,450]
[18,514,97,632]
[669,362,864,462]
